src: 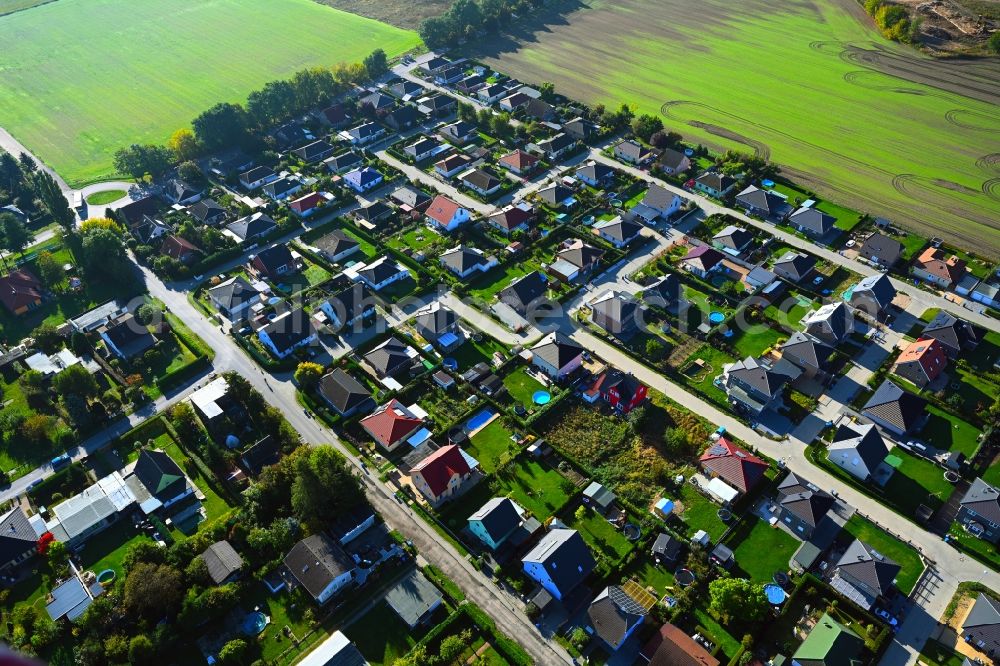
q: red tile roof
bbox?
[897,337,948,381]
[360,400,423,447]
[161,234,200,260]
[412,444,471,498]
[0,268,42,314]
[641,623,720,666]
[290,191,325,212]
[491,206,533,231]
[698,436,768,494]
[426,195,463,226]
[916,247,966,285]
[499,149,539,171]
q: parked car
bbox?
[50,453,71,471]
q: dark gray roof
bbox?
[780,488,835,528]
[531,332,583,370]
[862,380,927,433]
[960,478,1000,525]
[354,200,392,223]
[616,140,649,161]
[209,276,259,310]
[199,540,244,585]
[538,183,574,206]
[406,137,440,156]
[835,539,900,596]
[591,292,640,333]
[415,303,457,336]
[537,133,575,154]
[461,168,501,191]
[259,307,315,354]
[695,171,736,191]
[284,534,354,601]
[325,283,375,327]
[524,98,555,119]
[227,213,277,241]
[241,435,280,475]
[853,274,897,307]
[313,230,360,258]
[642,184,678,211]
[0,507,37,564]
[644,274,680,305]
[596,217,642,243]
[781,332,833,370]
[522,529,596,595]
[789,207,836,235]
[384,571,443,627]
[187,198,228,224]
[860,234,903,265]
[577,163,614,183]
[588,586,646,647]
[358,257,404,284]
[441,246,490,274]
[558,242,604,269]
[727,357,791,399]
[804,302,853,341]
[325,151,362,171]
[922,311,983,355]
[712,225,753,251]
[963,593,1000,640]
[652,533,682,561]
[830,423,888,473]
[253,244,294,274]
[658,148,688,171]
[391,186,431,208]
[773,251,817,279]
[294,139,334,161]
[319,369,373,415]
[364,337,413,377]
[500,271,548,309]
[736,185,786,215]
[263,177,300,198]
[468,497,522,543]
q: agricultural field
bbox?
[0,0,420,184]
[470,0,1000,254]
[313,0,451,29]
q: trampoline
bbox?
[532,391,552,405]
[717,508,733,522]
[623,524,641,541]
[764,584,787,605]
[773,572,790,587]
[676,569,696,587]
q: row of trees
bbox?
[419,0,545,48]
[864,0,921,43]
[113,48,389,181]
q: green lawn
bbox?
[78,521,152,581]
[470,0,1000,253]
[725,518,798,582]
[466,419,514,473]
[448,336,508,371]
[691,605,740,661]
[764,291,813,328]
[0,0,419,185]
[770,182,864,231]
[386,227,449,253]
[729,324,785,358]
[918,405,982,457]
[468,260,541,301]
[843,515,923,594]
[969,332,1000,372]
[502,367,546,407]
[882,449,956,516]
[948,523,1000,572]
[621,557,675,597]
[677,481,728,541]
[347,601,428,666]
[919,640,966,666]
[563,505,635,563]
[501,458,575,521]
[85,189,125,205]
[677,344,735,409]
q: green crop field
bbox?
[471,0,1000,254]
[0,0,420,185]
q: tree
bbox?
[104,635,129,663]
[708,578,768,623]
[167,128,200,162]
[128,635,154,664]
[331,61,368,86]
[124,562,184,620]
[81,226,131,281]
[133,303,158,326]
[291,445,362,529]
[539,82,556,101]
[53,363,100,399]
[363,48,388,78]
[989,32,1000,55]
[31,171,75,233]
[192,102,250,152]
[439,634,467,662]
[294,362,323,389]
[290,67,337,109]
[79,216,124,235]
[574,505,587,522]
[32,322,62,354]
[631,114,664,142]
[218,638,250,666]
[20,414,51,444]
[46,540,68,566]
[113,143,173,180]
[178,160,202,183]
[0,212,32,256]
[18,152,36,173]
[247,79,298,127]
[36,250,63,287]
[122,539,166,573]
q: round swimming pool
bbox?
[709,311,725,324]
[532,391,552,405]
[764,584,787,605]
[96,569,115,585]
[242,611,269,636]
[442,357,458,371]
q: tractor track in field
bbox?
[945,109,1000,133]
[984,178,1000,203]
[977,154,1000,173]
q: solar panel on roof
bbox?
[618,580,657,614]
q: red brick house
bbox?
[0,269,42,315]
[289,191,326,218]
[160,234,201,264]
[584,369,648,414]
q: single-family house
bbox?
[802,302,855,345]
[240,436,280,477]
[521,529,596,600]
[385,571,444,629]
[537,182,576,209]
[257,308,317,359]
[417,93,457,117]
[848,273,897,318]
[341,122,385,145]
[575,162,616,187]
[359,90,395,112]
[593,216,643,248]
[859,233,904,268]
[186,198,229,226]
[641,623,720,666]
[590,291,643,338]
[353,200,394,226]
[614,140,654,165]
[828,423,889,482]
[460,169,502,196]
[289,191,327,218]
[239,166,278,190]
[862,379,928,437]
[643,274,681,309]
[425,195,471,231]
[699,436,769,495]
[353,256,411,291]
[789,207,836,238]
[651,534,683,569]
[132,448,194,510]
[390,186,432,214]
[735,185,790,219]
[530,331,584,379]
[293,140,335,163]
[549,239,604,282]
[913,247,967,288]
[163,179,202,205]
[893,337,948,387]
[499,91,531,112]
[477,83,507,104]
[344,166,384,193]
[384,105,419,131]
[360,399,423,452]
[779,331,834,379]
[489,205,534,235]
[209,277,262,320]
[693,172,737,198]
[563,116,595,142]
[468,498,525,550]
[226,212,277,244]
[434,153,473,179]
[439,121,478,145]
[411,444,476,505]
[98,313,156,360]
[658,148,691,175]
[319,369,374,418]
[830,539,901,610]
[722,356,795,416]
[712,225,754,254]
[584,369,648,414]
[956,478,1000,544]
[325,151,363,174]
[364,337,417,380]
[439,245,498,279]
[404,137,441,162]
[777,473,835,539]
[680,245,725,278]
[248,244,297,280]
[414,302,463,351]
[772,251,817,283]
[588,586,650,651]
[791,613,864,666]
[315,103,350,128]
[499,149,540,176]
[284,534,356,605]
[0,508,39,573]
[920,311,982,358]
[312,230,361,265]
[388,80,423,99]
[631,184,683,223]
[160,235,201,264]
[499,271,549,315]
[262,177,302,201]
[319,281,377,332]
[535,133,576,160]
[961,593,1000,657]
[128,214,170,244]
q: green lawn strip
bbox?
[467,260,542,301]
[620,557,675,598]
[85,189,126,205]
[691,605,740,661]
[677,481,727,541]
[563,506,635,563]
[466,419,515,473]
[346,600,433,665]
[78,520,152,580]
[729,324,785,358]
[448,336,509,371]
[677,345,735,409]
[0,0,419,184]
[724,517,799,582]
[502,367,546,407]
[983,462,1000,487]
[919,639,966,666]
[918,405,982,457]
[501,458,575,521]
[947,523,1000,572]
[970,332,1000,372]
[882,449,955,516]
[843,515,922,594]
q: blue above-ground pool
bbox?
[532,391,552,405]
[709,311,725,324]
[465,408,497,432]
[762,179,775,187]
[442,357,458,371]
[242,611,269,636]
[764,584,787,605]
